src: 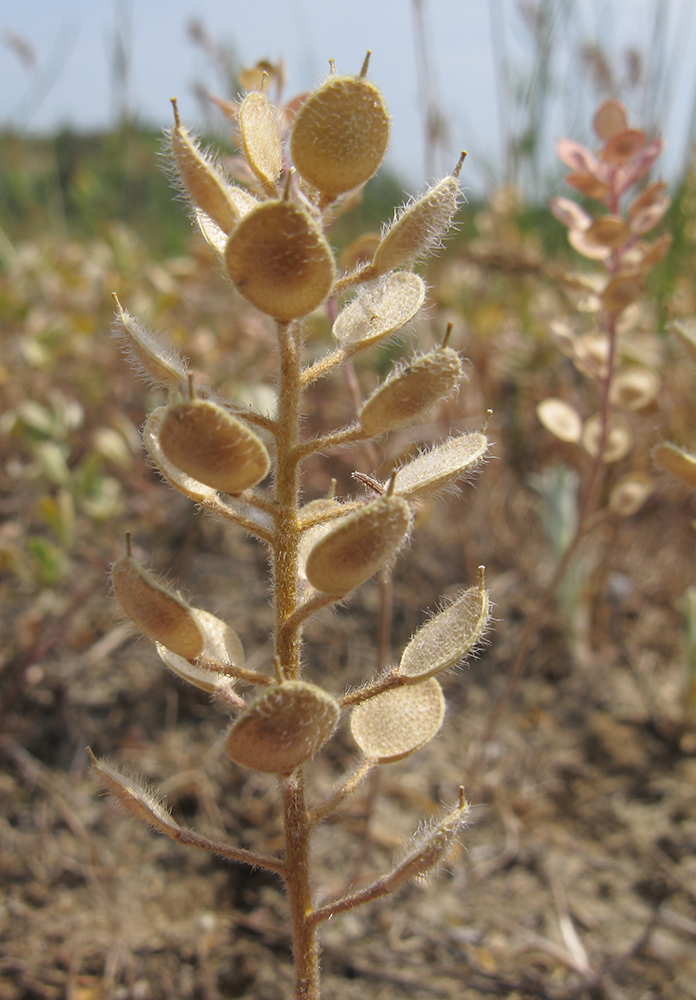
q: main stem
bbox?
[273,320,321,999]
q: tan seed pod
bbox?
[384,790,469,889]
[371,165,463,276]
[640,233,672,269]
[158,399,270,495]
[603,128,645,164]
[393,432,488,500]
[668,318,696,363]
[195,186,259,256]
[549,197,592,232]
[112,295,187,389]
[224,681,340,774]
[238,90,282,189]
[305,495,412,596]
[157,608,245,692]
[652,442,696,489]
[628,181,667,220]
[630,198,670,237]
[609,472,653,517]
[593,99,628,140]
[609,366,660,410]
[144,406,217,503]
[568,227,611,261]
[88,750,180,837]
[224,199,336,322]
[398,570,489,681]
[582,413,633,463]
[359,348,463,436]
[169,100,239,234]
[536,398,583,443]
[565,172,610,200]
[602,272,642,313]
[112,553,204,660]
[290,72,390,198]
[333,272,425,349]
[584,215,630,249]
[350,678,445,763]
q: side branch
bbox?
[300,347,347,387]
[174,826,287,875]
[295,424,367,461]
[308,757,375,826]
[201,496,274,544]
[340,669,406,708]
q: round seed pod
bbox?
[144,407,216,504]
[582,413,632,463]
[371,171,461,276]
[158,399,270,495]
[603,128,645,164]
[350,679,445,763]
[609,472,653,517]
[112,554,203,660]
[393,432,488,500]
[224,681,340,774]
[602,272,642,313]
[157,608,245,693]
[398,574,490,681]
[609,366,660,410]
[359,348,463,436]
[305,495,412,596]
[652,442,696,489]
[224,199,336,321]
[584,216,630,249]
[333,272,425,349]
[593,99,628,141]
[536,398,583,443]
[238,90,282,189]
[290,74,390,198]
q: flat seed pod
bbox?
[112,554,203,660]
[568,228,611,261]
[398,575,490,681]
[359,348,463,436]
[112,297,188,389]
[238,91,282,188]
[609,472,653,517]
[305,495,412,596]
[602,272,642,313]
[593,99,628,140]
[603,128,645,164]
[549,197,591,232]
[158,399,270,495]
[393,432,488,500]
[565,172,610,200]
[224,199,336,321]
[669,318,696,363]
[195,186,259,256]
[582,413,632,463]
[333,272,425,349]
[385,791,469,889]
[224,681,340,773]
[371,172,461,276]
[169,102,239,234]
[652,442,696,489]
[144,407,217,503]
[536,398,583,443]
[88,751,180,837]
[290,74,390,198]
[609,366,660,410]
[158,609,243,692]
[350,679,445,763]
[584,216,630,249]
[628,181,667,221]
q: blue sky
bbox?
[2,0,695,194]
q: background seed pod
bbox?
[290,75,390,198]
[393,432,488,500]
[305,495,412,596]
[350,679,445,762]
[224,681,340,774]
[652,442,696,489]
[359,348,463,436]
[224,200,336,321]
[333,272,425,349]
[398,577,490,681]
[112,555,203,660]
[158,400,270,495]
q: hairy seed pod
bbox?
[290,72,390,198]
[144,406,216,503]
[393,432,488,500]
[88,750,181,837]
[224,681,340,773]
[112,296,188,389]
[536,398,583,443]
[305,495,412,596]
[112,554,203,660]
[238,90,282,189]
[333,272,425,349]
[398,571,490,681]
[359,347,463,436]
[157,608,245,693]
[384,791,469,889]
[652,442,696,489]
[224,199,336,321]
[169,100,239,234]
[350,679,445,762]
[158,399,270,495]
[370,163,462,276]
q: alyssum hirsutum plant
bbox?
[90,54,490,1000]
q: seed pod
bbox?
[603,128,645,164]
[359,348,463,436]
[609,366,660,410]
[144,407,217,503]
[628,181,667,221]
[652,442,696,489]
[112,295,187,389]
[384,790,469,889]
[609,472,653,517]
[393,432,488,500]
[371,163,463,276]
[112,553,203,660]
[157,608,245,693]
[305,494,412,596]
[581,413,632,463]
[602,272,642,313]
[195,186,259,256]
[158,399,270,495]
[238,90,282,189]
[333,272,425,349]
[169,100,239,234]
[669,318,696,363]
[398,571,490,681]
[88,750,181,837]
[584,216,630,249]
[224,199,336,322]
[290,71,390,198]
[350,678,445,762]
[593,99,628,141]
[536,398,583,443]
[224,681,340,774]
